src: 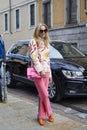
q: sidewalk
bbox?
[0,94,87,130]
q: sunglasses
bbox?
[40,29,47,33]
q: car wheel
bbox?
[48,80,62,102]
[6,69,16,88]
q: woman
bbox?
[29,23,54,125]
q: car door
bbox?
[6,41,31,82]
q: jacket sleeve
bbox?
[29,39,43,73]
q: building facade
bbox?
[0,0,87,52]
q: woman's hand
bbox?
[49,77,53,83]
[40,71,46,78]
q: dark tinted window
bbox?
[43,1,51,28]
[10,43,28,56]
[51,42,85,58]
[5,13,8,31]
[30,4,35,26]
[66,0,77,24]
[16,9,20,29]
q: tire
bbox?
[6,68,16,88]
[48,78,62,102]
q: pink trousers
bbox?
[34,72,53,119]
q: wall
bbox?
[0,0,87,52]
[50,25,87,52]
[0,0,36,51]
[53,0,64,27]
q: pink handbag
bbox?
[27,67,41,79]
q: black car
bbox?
[6,40,87,102]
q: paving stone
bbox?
[0,94,87,130]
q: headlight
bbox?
[62,70,83,79]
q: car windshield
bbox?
[50,41,86,58]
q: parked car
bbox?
[6,40,87,102]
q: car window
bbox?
[50,45,63,59]
[51,42,86,58]
[10,44,28,56]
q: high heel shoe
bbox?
[48,115,54,122]
[39,119,45,125]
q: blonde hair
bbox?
[33,23,50,47]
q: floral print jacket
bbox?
[29,39,52,78]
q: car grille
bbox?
[83,70,87,77]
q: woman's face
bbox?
[39,25,47,39]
